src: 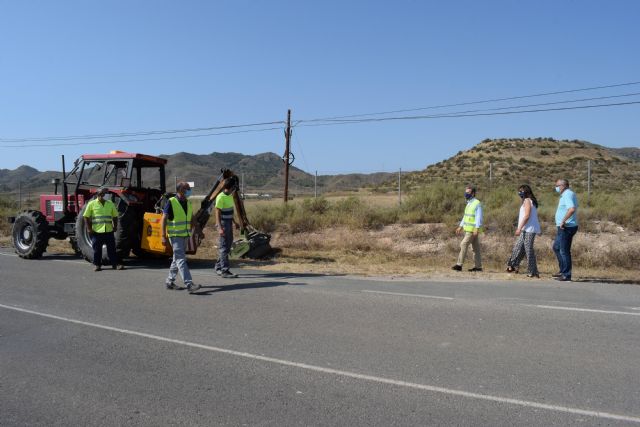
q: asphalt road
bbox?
[1,248,639,426]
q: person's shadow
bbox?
[189,280,306,296]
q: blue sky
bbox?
[1,0,638,173]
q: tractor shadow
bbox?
[190,280,307,296]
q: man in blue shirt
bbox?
[553,179,578,281]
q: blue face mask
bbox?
[555,186,561,194]
[464,193,473,200]
[518,191,525,199]
[184,189,192,198]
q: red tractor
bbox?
[11,151,271,263]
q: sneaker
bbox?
[215,268,223,276]
[552,272,563,278]
[526,273,540,278]
[187,283,201,293]
[555,276,572,282]
[166,282,178,290]
[94,265,102,272]
[506,266,518,273]
[451,265,462,271]
[468,267,483,272]
[116,264,125,270]
[221,270,238,278]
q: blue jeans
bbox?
[167,236,193,286]
[215,221,233,272]
[553,226,578,278]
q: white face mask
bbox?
[555,186,561,193]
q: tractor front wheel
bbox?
[12,210,50,259]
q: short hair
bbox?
[176,181,190,192]
[97,186,108,195]
[222,178,234,190]
[465,185,477,194]
[557,179,569,187]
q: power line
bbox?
[294,100,640,128]
[304,91,640,124]
[0,120,285,143]
[297,80,640,122]
[0,126,284,149]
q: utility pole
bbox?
[283,109,292,203]
[18,181,22,210]
[398,168,402,206]
[241,173,244,199]
[174,175,178,191]
[314,170,318,198]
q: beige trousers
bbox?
[457,232,482,268]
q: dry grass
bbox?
[2,190,639,284]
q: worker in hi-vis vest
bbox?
[214,178,240,278]
[83,186,124,271]
[161,181,201,293]
[452,185,483,272]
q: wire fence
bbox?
[0,157,629,211]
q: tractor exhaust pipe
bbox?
[61,155,69,216]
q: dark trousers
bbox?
[552,226,578,279]
[91,231,117,267]
[215,221,233,272]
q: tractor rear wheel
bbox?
[75,205,98,263]
[12,210,49,259]
[75,195,143,264]
[113,197,141,260]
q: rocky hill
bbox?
[0,152,396,196]
[400,138,640,191]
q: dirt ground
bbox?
[4,222,637,285]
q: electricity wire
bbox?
[0,120,285,143]
[0,126,283,148]
[297,80,640,122]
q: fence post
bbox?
[398,168,402,206]
[587,160,591,203]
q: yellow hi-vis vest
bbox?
[462,199,483,232]
[84,199,117,233]
[167,197,192,238]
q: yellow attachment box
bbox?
[141,212,173,256]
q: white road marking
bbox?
[2,303,639,424]
[362,290,454,300]
[526,304,640,317]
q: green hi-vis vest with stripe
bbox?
[462,199,483,232]
[83,199,117,233]
[167,197,193,238]
[215,193,235,222]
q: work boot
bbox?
[94,265,102,272]
[451,265,462,271]
[221,270,238,279]
[468,267,483,272]
[187,283,201,293]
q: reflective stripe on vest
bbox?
[216,193,235,221]
[167,197,192,237]
[87,200,116,233]
[463,199,482,232]
[220,207,234,221]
